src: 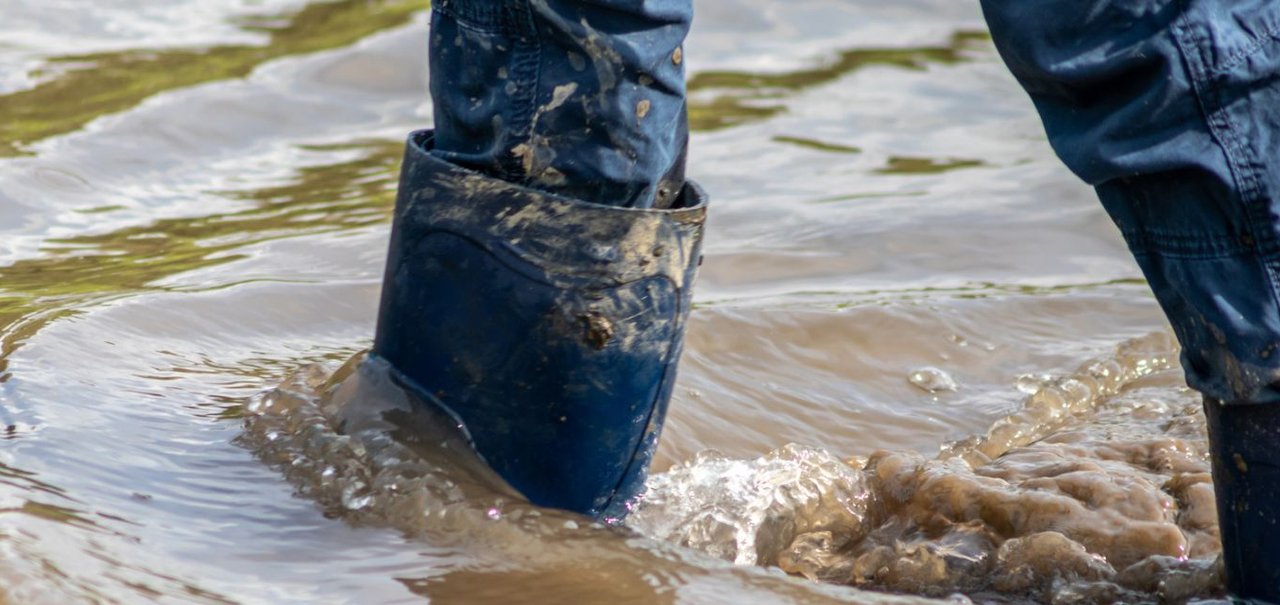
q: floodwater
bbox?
[0,1,1230,603]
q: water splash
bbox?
[241,333,1225,603]
[630,445,874,568]
[239,354,950,604]
[631,333,1226,603]
[240,354,532,541]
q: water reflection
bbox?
[0,140,399,379]
[0,0,1205,602]
[876,156,985,175]
[0,0,423,156]
[688,31,989,131]
[772,136,863,155]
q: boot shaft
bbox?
[373,130,707,519]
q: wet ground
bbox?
[0,0,1228,603]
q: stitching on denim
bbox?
[434,0,532,35]
[1172,5,1280,307]
[440,11,506,37]
[1215,94,1275,252]
[1118,227,1250,259]
[508,0,545,189]
[1128,248,1250,260]
[434,1,541,182]
[505,1,541,183]
[1185,21,1276,260]
[432,1,498,32]
[1207,21,1280,76]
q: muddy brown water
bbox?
[0,0,1231,603]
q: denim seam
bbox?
[437,11,504,37]
[1217,99,1279,257]
[1206,24,1280,76]
[437,1,541,183]
[1119,228,1252,259]
[433,0,530,35]
[1173,7,1275,250]
[512,1,542,187]
[433,2,499,33]
[504,1,551,192]
[1172,5,1280,302]
[1129,250,1253,261]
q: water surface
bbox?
[0,0,1223,603]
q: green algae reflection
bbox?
[0,0,426,156]
[771,135,862,154]
[877,156,985,175]
[0,141,403,381]
[688,31,990,132]
[0,4,989,149]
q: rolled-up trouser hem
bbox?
[981,0,1280,405]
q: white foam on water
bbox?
[632,333,1226,603]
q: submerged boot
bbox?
[371,130,708,520]
[1203,398,1280,601]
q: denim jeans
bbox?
[982,0,1280,406]
[428,0,690,209]
[429,0,1280,406]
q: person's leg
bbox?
[372,0,705,521]
[980,0,1280,598]
[428,0,690,209]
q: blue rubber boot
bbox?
[371,130,707,521]
[1203,398,1280,601]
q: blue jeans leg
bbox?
[428,0,692,208]
[981,0,1280,408]
[981,0,1280,597]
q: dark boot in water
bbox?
[371,130,708,521]
[1204,398,1280,601]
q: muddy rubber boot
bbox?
[1203,398,1280,601]
[371,130,707,521]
